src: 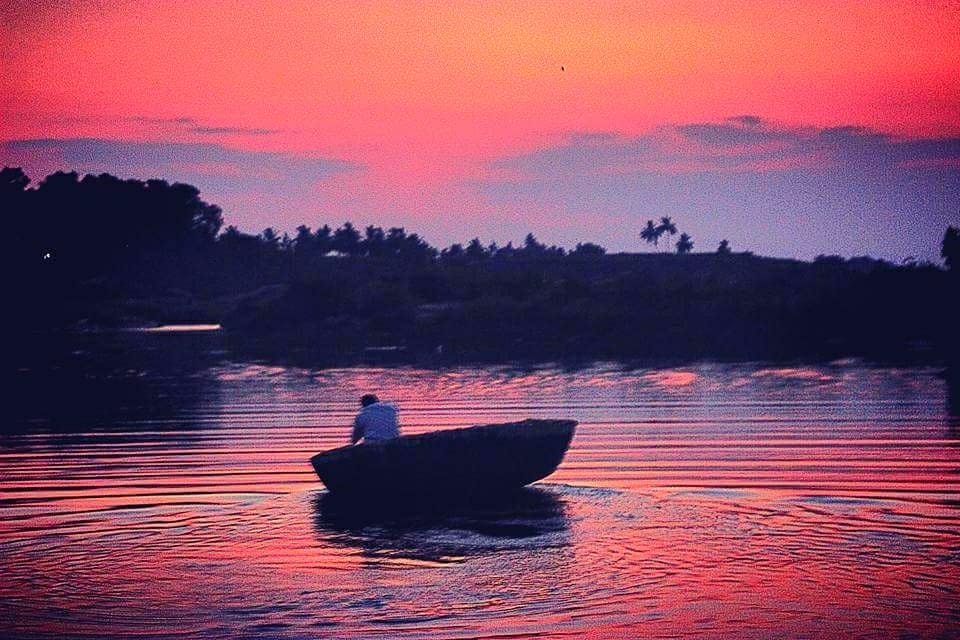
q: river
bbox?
[2,329,958,638]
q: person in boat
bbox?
[351,394,400,444]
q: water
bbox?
[2,331,959,638]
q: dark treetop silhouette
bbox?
[4,167,958,363]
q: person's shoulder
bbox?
[357,405,376,419]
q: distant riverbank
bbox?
[226,252,956,362]
[18,251,956,366]
[7,168,957,366]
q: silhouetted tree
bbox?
[656,216,677,241]
[332,222,361,256]
[364,225,387,257]
[640,220,660,248]
[442,243,464,259]
[676,233,694,254]
[190,195,223,242]
[523,233,546,255]
[294,225,313,248]
[465,238,487,260]
[496,241,517,259]
[0,166,29,194]
[3,168,33,269]
[717,239,731,255]
[314,224,333,255]
[942,226,960,271]
[219,225,243,240]
[572,242,606,256]
[290,225,314,279]
[260,227,281,250]
[384,227,404,251]
[399,232,437,262]
[3,168,223,283]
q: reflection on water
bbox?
[8,330,226,435]
[313,487,569,564]
[138,324,222,333]
[2,332,959,638]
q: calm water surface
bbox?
[2,332,959,638]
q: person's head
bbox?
[360,394,379,407]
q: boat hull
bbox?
[310,419,576,499]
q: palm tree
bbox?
[656,216,677,240]
[640,220,660,247]
[676,233,694,254]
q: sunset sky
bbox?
[2,0,958,260]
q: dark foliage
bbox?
[571,242,606,257]
[5,167,957,363]
[4,167,223,328]
[5,168,222,269]
[943,226,960,271]
[676,233,694,254]
[640,216,686,252]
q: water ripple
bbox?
[2,358,959,638]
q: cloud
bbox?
[125,116,279,137]
[0,137,360,231]
[1,120,956,261]
[3,137,353,179]
[675,120,795,147]
[729,115,763,127]
[479,118,960,260]
[126,116,198,127]
[0,112,283,140]
[189,126,277,136]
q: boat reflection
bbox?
[312,486,570,564]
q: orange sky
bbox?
[2,0,959,258]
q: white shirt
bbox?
[352,402,400,443]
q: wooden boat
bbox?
[310,419,576,499]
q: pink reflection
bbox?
[752,367,835,382]
[642,370,699,388]
[1,362,957,638]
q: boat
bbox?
[310,419,576,499]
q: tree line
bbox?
[5,167,956,282]
[254,223,608,262]
[4,167,956,362]
[3,167,753,285]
